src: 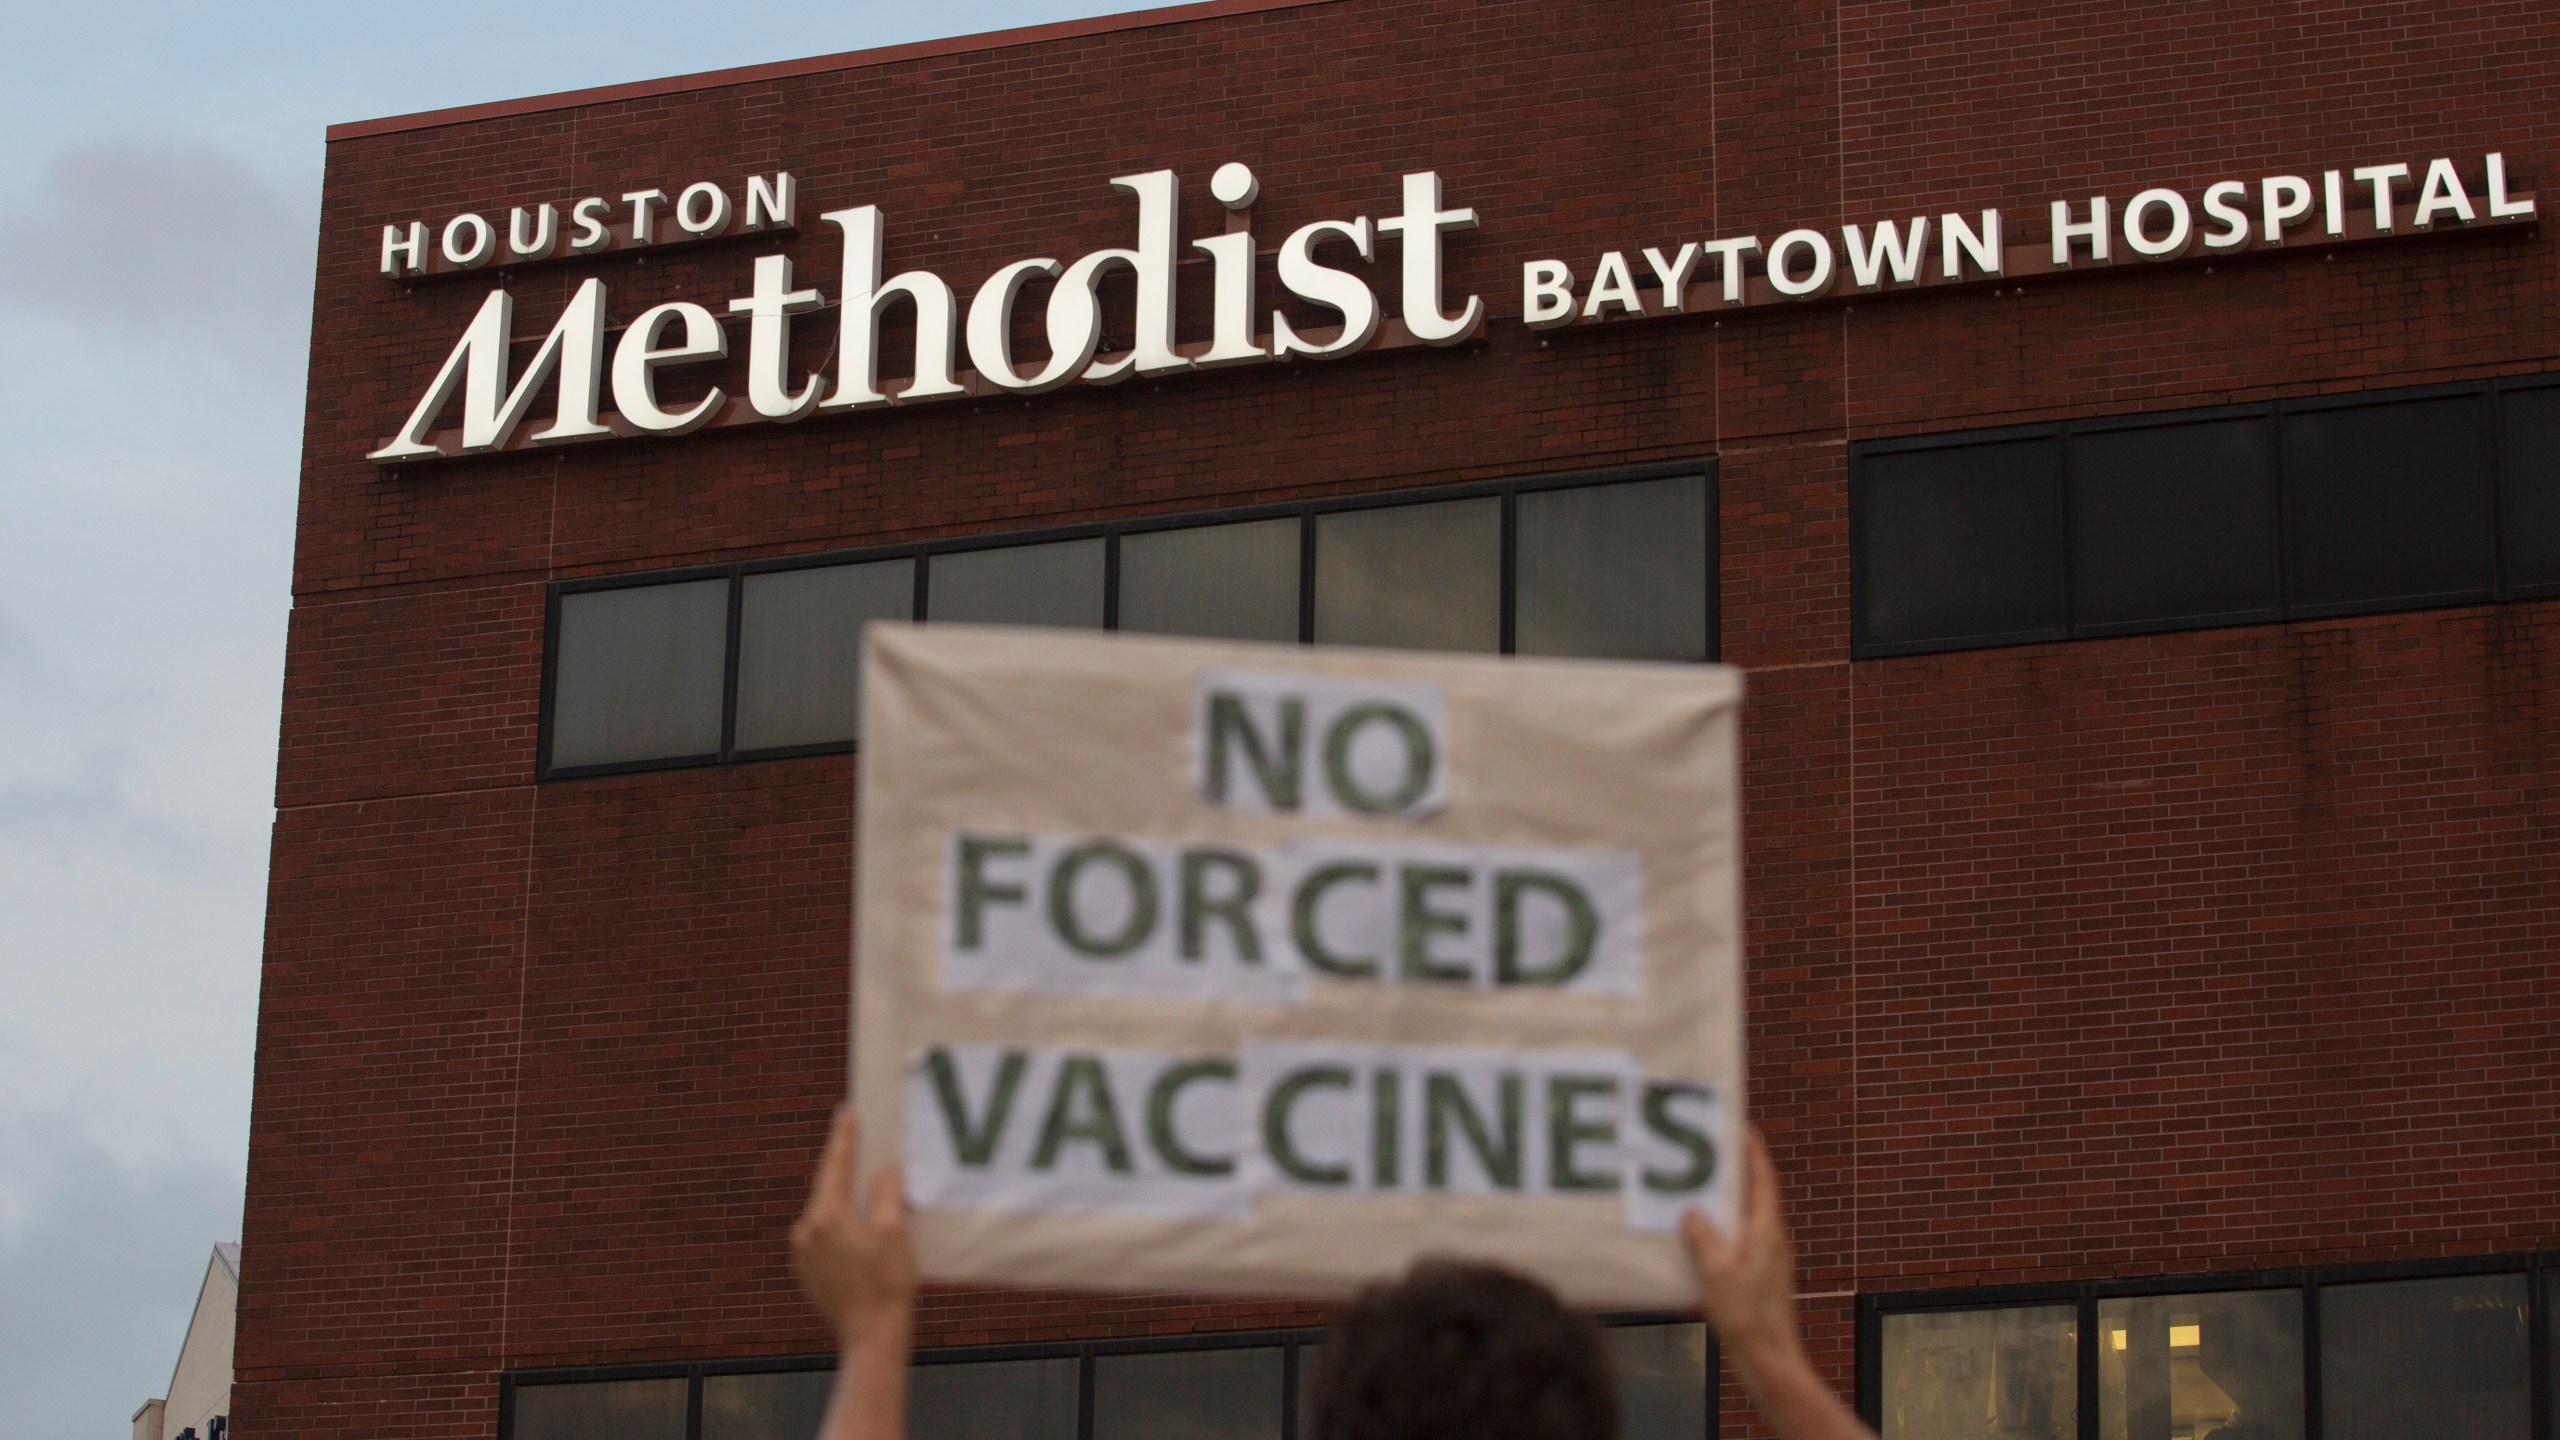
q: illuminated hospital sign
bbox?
[367,152,2536,464]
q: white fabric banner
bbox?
[853,624,1744,1307]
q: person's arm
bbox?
[1681,1127,1879,1440]
[792,1107,916,1440]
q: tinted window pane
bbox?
[511,1378,688,1440]
[929,539,1106,629]
[1517,475,1711,660]
[1119,518,1302,642]
[2548,1272,2559,1440]
[550,579,729,769]
[1879,1304,2077,1440]
[2098,1290,2301,1440]
[1608,1322,1708,1440]
[2321,1273,2529,1440]
[910,1357,1080,1440]
[704,1371,835,1440]
[2497,384,2560,591]
[1313,497,1501,652]
[1857,437,2067,653]
[1093,1348,1283,1440]
[2070,416,2281,632]
[2284,393,2496,612]
[734,560,912,751]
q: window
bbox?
[1518,476,1712,661]
[1855,435,2068,654]
[2283,391,2496,615]
[701,1371,834,1440]
[1119,517,1303,643]
[1853,376,2559,659]
[734,559,914,752]
[1313,496,1504,652]
[507,1317,1708,1440]
[929,537,1108,630]
[2321,1274,2529,1440]
[1866,1260,2556,1440]
[548,578,729,770]
[1608,1322,1712,1440]
[1877,1303,2078,1440]
[2068,413,2281,635]
[1092,1347,1285,1440]
[2495,381,2560,594]
[909,1356,1080,1440]
[2097,1289,2300,1440]
[510,1377,689,1440]
[542,464,1717,779]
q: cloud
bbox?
[0,1114,242,1439]
[0,138,314,375]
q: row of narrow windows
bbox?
[1854,376,2560,656]
[543,468,1714,777]
[497,1259,2558,1439]
[504,1321,1708,1440]
[539,375,2560,780]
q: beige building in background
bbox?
[132,1244,236,1440]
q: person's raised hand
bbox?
[791,1106,916,1350]
[1679,1126,1804,1368]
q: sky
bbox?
[0,2,1130,1433]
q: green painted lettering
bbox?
[1292,861,1381,978]
[1048,841,1158,958]
[1179,848,1264,963]
[955,835,1031,950]
[925,1047,1027,1167]
[1640,1083,1718,1194]
[1321,702,1435,815]
[1263,1065,1354,1186]
[1206,692,1303,810]
[1493,870,1599,986]
[1372,1067,1402,1188]
[1425,1072,1523,1190]
[1546,1074,1621,1192]
[1398,864,1473,984]
[1031,1055,1135,1173]
[1145,1058,1238,1177]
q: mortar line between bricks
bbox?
[1834,0,1866,1306]
[493,446,565,1370]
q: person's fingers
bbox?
[805,1105,857,1221]
[1743,1127,1783,1239]
[1680,1207,1733,1271]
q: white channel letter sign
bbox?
[369,152,2536,464]
[852,624,1744,1307]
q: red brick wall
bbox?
[244,1,2560,1435]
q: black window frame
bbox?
[1856,1249,2559,1439]
[1850,374,2560,660]
[500,1312,1718,1440]
[538,459,1717,781]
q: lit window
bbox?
[1607,1321,1709,1440]
[2097,1290,2299,1440]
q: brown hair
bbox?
[1307,1259,1619,1440]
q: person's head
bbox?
[1308,1259,1618,1440]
